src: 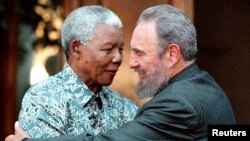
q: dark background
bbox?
[195,0,250,124]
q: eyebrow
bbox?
[131,47,140,52]
[103,41,124,48]
[131,47,146,54]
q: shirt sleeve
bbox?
[120,99,138,122]
[18,87,67,138]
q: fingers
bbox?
[5,135,15,141]
[14,121,31,139]
[14,122,20,133]
[15,122,29,136]
[5,122,29,141]
[5,122,17,141]
[15,121,19,128]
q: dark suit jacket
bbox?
[32,63,235,141]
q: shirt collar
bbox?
[60,63,97,107]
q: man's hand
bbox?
[5,122,30,141]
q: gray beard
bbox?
[136,63,169,99]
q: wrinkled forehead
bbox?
[90,23,123,38]
[88,23,124,45]
[131,22,158,50]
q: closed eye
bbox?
[101,48,112,54]
[132,48,145,56]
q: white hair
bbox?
[61,5,123,60]
[138,4,197,61]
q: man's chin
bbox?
[101,77,114,86]
[138,79,147,85]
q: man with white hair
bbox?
[16,5,137,138]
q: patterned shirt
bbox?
[18,63,137,138]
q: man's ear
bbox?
[163,43,181,68]
[69,40,82,59]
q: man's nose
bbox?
[128,53,139,68]
[112,51,122,64]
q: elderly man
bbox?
[16,5,137,138]
[6,4,235,141]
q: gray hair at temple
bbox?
[137,4,198,61]
[61,5,123,60]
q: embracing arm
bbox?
[27,94,198,141]
[5,122,85,141]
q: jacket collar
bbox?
[168,62,200,85]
